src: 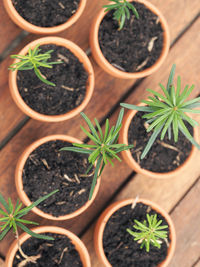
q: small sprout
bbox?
[103,0,139,30]
[60,108,133,200]
[9,44,63,86]
[0,189,58,260]
[121,64,200,159]
[127,214,168,252]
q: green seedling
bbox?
[60,108,133,200]
[9,44,62,86]
[121,64,200,159]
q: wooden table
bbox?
[0,1,200,266]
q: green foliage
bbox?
[121,64,200,159]
[60,108,133,200]
[9,44,62,86]
[0,189,58,241]
[103,0,139,30]
[127,214,168,252]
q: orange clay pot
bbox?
[5,226,91,267]
[90,0,170,79]
[3,0,86,34]
[94,198,176,267]
[9,36,94,122]
[15,135,100,221]
[119,104,199,179]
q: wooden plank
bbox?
[0,18,199,256]
[169,178,200,267]
[0,0,199,144]
[0,4,22,54]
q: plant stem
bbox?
[15,227,28,260]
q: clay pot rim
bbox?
[15,134,100,221]
[90,0,170,79]
[3,0,87,34]
[119,103,198,178]
[9,36,94,122]
[5,226,91,267]
[94,198,176,267]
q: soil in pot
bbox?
[16,44,88,116]
[99,1,163,73]
[128,112,193,172]
[13,233,83,266]
[103,202,170,267]
[12,0,80,27]
[22,140,94,217]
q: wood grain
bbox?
[0,0,199,144]
[169,177,200,267]
[0,4,22,54]
[0,17,199,256]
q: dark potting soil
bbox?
[17,44,88,116]
[103,203,170,267]
[99,1,164,73]
[128,112,193,172]
[12,0,80,27]
[22,140,94,217]
[13,233,83,267]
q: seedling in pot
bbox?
[121,64,200,158]
[103,0,139,30]
[60,108,133,200]
[0,189,58,264]
[9,44,63,86]
[127,213,168,252]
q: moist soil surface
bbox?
[17,44,88,116]
[22,140,94,217]
[128,112,193,172]
[103,203,170,267]
[13,233,83,267]
[99,1,164,73]
[12,0,80,27]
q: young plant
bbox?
[60,108,133,200]
[121,64,200,159]
[127,214,168,252]
[0,189,58,263]
[9,44,62,86]
[103,0,139,30]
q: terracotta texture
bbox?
[119,104,199,178]
[90,0,170,79]
[5,226,91,267]
[15,135,100,220]
[9,36,94,122]
[3,0,86,34]
[94,198,176,267]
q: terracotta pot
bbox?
[119,105,199,178]
[3,0,86,34]
[94,198,176,267]
[9,36,94,122]
[5,226,91,267]
[90,0,170,79]
[15,134,100,220]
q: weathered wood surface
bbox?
[0,0,200,265]
[0,0,199,144]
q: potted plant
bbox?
[8,36,94,122]
[90,0,170,79]
[94,198,176,266]
[120,64,200,178]
[0,192,91,266]
[60,108,133,200]
[3,0,86,34]
[15,134,101,221]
